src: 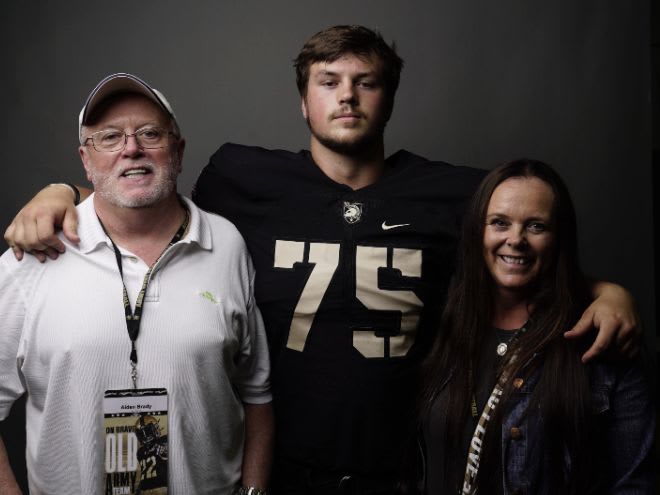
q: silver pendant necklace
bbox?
[496,324,528,357]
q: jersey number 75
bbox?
[274,240,424,359]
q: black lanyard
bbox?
[99,206,189,389]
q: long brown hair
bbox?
[419,159,595,492]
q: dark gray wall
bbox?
[2,0,652,339]
[0,0,654,489]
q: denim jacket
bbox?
[422,359,656,494]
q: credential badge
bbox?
[343,201,364,224]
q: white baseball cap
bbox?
[78,72,178,141]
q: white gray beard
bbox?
[90,157,181,208]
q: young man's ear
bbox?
[301,97,308,120]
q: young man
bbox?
[4,27,638,494]
[0,74,273,495]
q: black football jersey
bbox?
[192,143,486,476]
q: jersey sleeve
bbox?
[192,143,244,219]
[192,143,282,226]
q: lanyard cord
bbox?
[462,325,528,495]
[99,204,189,389]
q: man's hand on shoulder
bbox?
[4,183,83,262]
[564,281,640,362]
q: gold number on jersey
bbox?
[355,246,423,357]
[274,240,340,351]
[274,240,423,358]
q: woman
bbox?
[417,159,654,494]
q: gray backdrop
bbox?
[0,0,655,490]
[2,0,654,341]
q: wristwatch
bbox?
[234,486,268,495]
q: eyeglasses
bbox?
[83,126,176,152]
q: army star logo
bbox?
[343,201,364,224]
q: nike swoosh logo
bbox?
[381,221,411,231]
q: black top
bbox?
[192,143,486,476]
[424,329,520,494]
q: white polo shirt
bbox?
[0,195,271,494]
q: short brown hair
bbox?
[294,25,404,101]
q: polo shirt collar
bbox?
[76,194,212,254]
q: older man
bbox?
[0,74,273,494]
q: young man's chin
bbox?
[314,132,382,156]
